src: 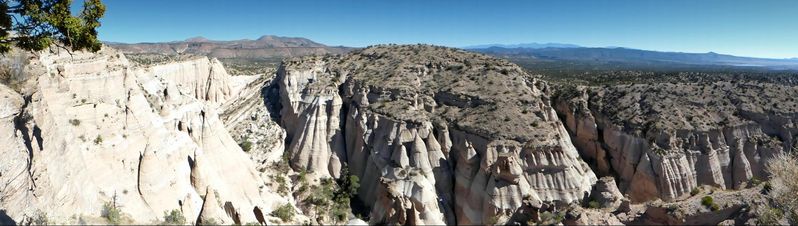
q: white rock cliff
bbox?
[0,47,289,224]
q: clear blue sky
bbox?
[96,0,798,58]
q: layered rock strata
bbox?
[555,82,798,202]
[277,45,597,224]
[0,47,289,224]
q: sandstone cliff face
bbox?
[555,83,798,202]
[276,45,597,224]
[0,47,289,224]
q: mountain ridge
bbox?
[105,35,354,61]
[463,42,581,49]
[471,46,798,70]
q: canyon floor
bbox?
[0,44,796,225]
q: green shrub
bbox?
[485,215,500,225]
[701,196,720,211]
[239,139,253,152]
[751,177,762,186]
[710,203,720,211]
[200,218,218,225]
[271,203,295,222]
[102,202,121,225]
[163,209,185,225]
[763,181,773,193]
[588,200,601,209]
[340,167,360,197]
[690,187,700,196]
[765,153,798,223]
[331,203,349,222]
[298,169,308,182]
[758,207,784,225]
[701,196,714,208]
[536,211,565,225]
[94,135,103,145]
[33,210,48,225]
[69,119,81,126]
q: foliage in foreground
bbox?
[162,209,185,225]
[0,0,106,53]
[765,152,798,224]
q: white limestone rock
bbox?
[0,47,292,224]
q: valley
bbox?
[1,42,796,225]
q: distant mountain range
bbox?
[107,37,798,71]
[470,46,798,70]
[106,35,354,60]
[463,43,581,49]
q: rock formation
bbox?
[555,82,798,202]
[0,47,290,224]
[276,45,597,224]
[2,42,793,225]
[590,177,625,210]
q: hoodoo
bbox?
[276,45,597,224]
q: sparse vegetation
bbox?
[102,202,121,225]
[299,167,360,223]
[700,195,720,211]
[765,153,798,223]
[750,177,762,186]
[69,119,81,126]
[690,187,700,196]
[33,210,49,225]
[199,218,219,225]
[239,139,253,152]
[162,209,185,225]
[588,200,601,209]
[274,175,289,196]
[485,215,500,225]
[94,135,103,145]
[534,211,565,225]
[271,203,296,222]
[758,206,784,225]
[701,196,713,207]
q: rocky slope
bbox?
[0,47,294,224]
[2,43,794,225]
[276,45,597,224]
[555,82,798,202]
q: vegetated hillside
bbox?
[107,35,355,74]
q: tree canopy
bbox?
[0,0,105,53]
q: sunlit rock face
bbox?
[555,83,798,202]
[277,45,597,224]
[0,47,287,225]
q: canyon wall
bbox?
[0,48,287,224]
[276,45,597,224]
[555,83,797,202]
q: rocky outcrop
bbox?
[277,45,597,224]
[0,47,291,224]
[555,83,798,202]
[149,57,233,105]
[590,177,625,210]
[632,185,766,225]
[220,72,287,171]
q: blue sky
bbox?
[96,0,798,58]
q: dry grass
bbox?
[765,152,798,224]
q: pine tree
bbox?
[0,0,105,53]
